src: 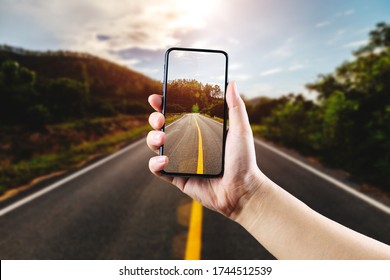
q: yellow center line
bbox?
[194,117,204,174]
[184,115,204,260]
[185,200,203,260]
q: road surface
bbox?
[0,137,389,259]
[163,113,223,175]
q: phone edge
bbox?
[160,47,229,178]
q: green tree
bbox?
[1,60,19,84]
[261,94,321,152]
[25,104,51,129]
[0,60,40,124]
[46,78,89,121]
[304,22,390,188]
[209,102,225,119]
[356,22,390,55]
[192,103,200,113]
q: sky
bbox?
[167,49,227,88]
[1,0,390,99]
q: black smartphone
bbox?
[160,47,228,177]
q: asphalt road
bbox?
[0,137,389,259]
[163,113,223,175]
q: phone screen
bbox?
[161,48,228,177]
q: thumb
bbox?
[226,81,252,134]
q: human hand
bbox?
[149,81,390,259]
[147,81,266,219]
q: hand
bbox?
[147,81,266,219]
[147,82,390,260]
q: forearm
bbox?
[235,173,390,259]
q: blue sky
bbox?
[1,0,389,99]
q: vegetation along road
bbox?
[0,137,389,259]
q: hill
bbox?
[0,45,159,195]
[0,45,161,125]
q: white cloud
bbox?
[356,27,370,34]
[258,63,304,77]
[288,64,304,71]
[255,83,273,91]
[327,29,346,45]
[190,40,210,49]
[316,21,331,28]
[260,68,283,76]
[230,74,252,81]
[227,37,240,45]
[335,9,355,17]
[125,59,141,66]
[1,0,220,57]
[216,75,225,81]
[248,83,274,98]
[269,39,294,59]
[343,39,368,48]
[229,63,243,70]
[135,67,160,75]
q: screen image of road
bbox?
[163,49,227,175]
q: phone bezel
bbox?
[160,47,229,178]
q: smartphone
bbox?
[160,47,228,177]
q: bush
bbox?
[209,102,225,118]
[126,102,150,115]
[25,104,51,129]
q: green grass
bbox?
[251,124,265,135]
[164,113,185,125]
[0,123,151,195]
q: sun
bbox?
[170,0,220,29]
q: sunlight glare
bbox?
[170,0,219,29]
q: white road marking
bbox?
[255,138,390,215]
[0,138,146,217]
[1,135,388,217]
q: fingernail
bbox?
[154,114,160,126]
[156,156,166,163]
[150,114,156,125]
[154,132,161,142]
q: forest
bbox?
[0,47,161,128]
[0,47,161,194]
[166,79,225,118]
[248,22,390,191]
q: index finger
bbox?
[148,94,163,112]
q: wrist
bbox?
[231,169,276,228]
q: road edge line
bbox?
[254,138,390,215]
[0,138,146,217]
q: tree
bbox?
[209,102,225,118]
[1,60,19,84]
[248,97,287,124]
[0,60,39,124]
[46,78,89,121]
[25,104,51,129]
[192,103,200,113]
[261,94,321,152]
[355,22,390,55]
[303,22,390,188]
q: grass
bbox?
[1,113,228,196]
[251,124,265,135]
[164,113,185,125]
[0,117,151,196]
